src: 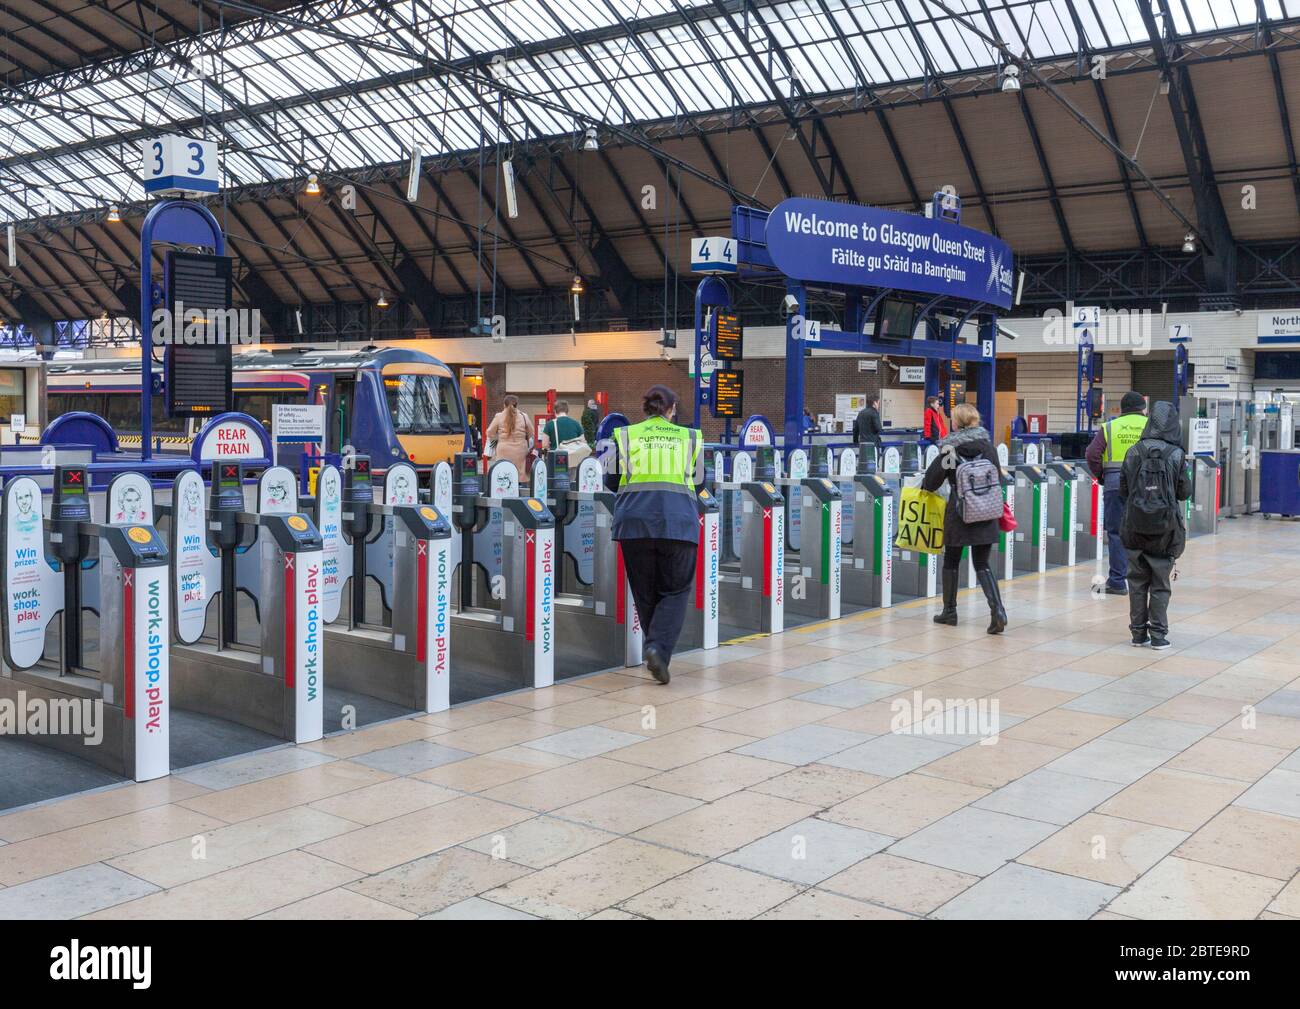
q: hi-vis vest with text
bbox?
[1102,414,1147,471]
[615,417,701,494]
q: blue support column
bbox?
[784,280,807,449]
[975,316,998,437]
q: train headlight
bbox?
[391,446,401,457]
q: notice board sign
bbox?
[163,251,234,418]
[273,404,325,463]
[712,370,743,418]
[711,311,743,361]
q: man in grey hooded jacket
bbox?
[1119,401,1192,650]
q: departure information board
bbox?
[163,251,235,417]
[712,369,743,418]
[711,311,743,361]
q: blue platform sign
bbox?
[763,198,1014,309]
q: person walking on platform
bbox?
[1085,391,1148,594]
[853,395,883,461]
[605,385,702,684]
[484,394,533,475]
[923,395,949,442]
[1120,401,1191,650]
[925,403,1008,634]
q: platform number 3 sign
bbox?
[141,135,219,197]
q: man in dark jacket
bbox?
[853,397,883,453]
[1086,391,1148,594]
[1119,401,1192,650]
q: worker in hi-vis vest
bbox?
[605,385,702,685]
[1086,391,1149,593]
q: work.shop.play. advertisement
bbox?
[764,198,1015,310]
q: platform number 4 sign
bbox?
[691,237,738,275]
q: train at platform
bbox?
[44,345,472,482]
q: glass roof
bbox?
[0,0,1288,221]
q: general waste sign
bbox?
[764,198,1014,309]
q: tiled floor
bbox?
[2,516,1299,920]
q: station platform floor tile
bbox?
[2,514,1299,920]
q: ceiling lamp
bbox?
[1000,65,1021,93]
[304,173,321,196]
[376,292,389,309]
[582,127,599,152]
[570,275,585,295]
[107,205,122,223]
[1181,233,1196,254]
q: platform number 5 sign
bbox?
[141,135,219,197]
[981,339,994,358]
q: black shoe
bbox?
[644,644,670,684]
[1131,630,1149,647]
[1105,584,1127,595]
[1149,636,1171,650]
[933,566,958,626]
[975,568,1007,635]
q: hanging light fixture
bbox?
[304,173,321,196]
[376,291,389,309]
[107,205,122,223]
[582,127,599,152]
[1181,233,1196,254]
[571,276,584,324]
[1000,64,1021,92]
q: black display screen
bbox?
[163,251,235,417]
[876,298,917,340]
[712,369,743,419]
[712,312,743,361]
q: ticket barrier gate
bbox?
[0,467,171,782]
[451,453,558,699]
[677,488,721,653]
[717,447,785,634]
[540,453,642,677]
[167,463,326,745]
[312,458,455,715]
[779,447,842,622]
[1013,464,1049,575]
[843,453,895,609]
[1043,463,1080,567]
[1188,456,1221,536]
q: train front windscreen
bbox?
[384,371,465,436]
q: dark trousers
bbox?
[1128,552,1174,637]
[620,538,697,663]
[1104,488,1128,589]
[943,543,991,572]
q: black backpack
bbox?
[1126,443,1178,536]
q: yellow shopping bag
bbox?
[894,486,946,555]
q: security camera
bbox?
[782,294,800,316]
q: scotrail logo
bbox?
[303,564,320,701]
[986,247,1013,299]
[144,575,165,734]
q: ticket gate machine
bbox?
[1188,456,1221,536]
[1043,463,1080,567]
[451,453,558,698]
[843,451,895,609]
[0,467,171,781]
[168,463,326,745]
[313,459,455,714]
[717,447,785,634]
[539,453,642,677]
[677,487,721,653]
[890,451,939,600]
[1013,464,1049,574]
[780,447,842,621]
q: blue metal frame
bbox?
[1077,329,1098,435]
[138,199,226,461]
